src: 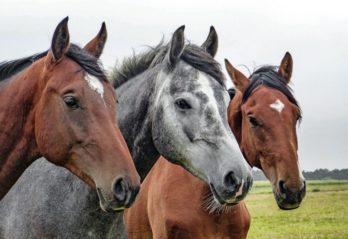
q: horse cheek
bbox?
[35,100,69,165]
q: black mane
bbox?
[0,44,106,83]
[111,41,224,88]
[243,66,302,119]
[0,51,48,81]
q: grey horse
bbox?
[0,26,252,238]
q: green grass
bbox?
[245,180,348,239]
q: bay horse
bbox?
[0,18,140,211]
[0,26,252,238]
[124,52,306,239]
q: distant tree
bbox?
[252,168,348,181]
[302,168,348,180]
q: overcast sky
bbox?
[1,0,347,170]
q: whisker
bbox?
[201,190,237,215]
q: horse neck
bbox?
[116,68,162,181]
[0,62,43,199]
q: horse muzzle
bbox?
[96,176,140,212]
[210,173,253,205]
[274,179,306,210]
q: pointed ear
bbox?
[49,17,70,63]
[201,26,218,57]
[84,22,107,58]
[168,25,185,65]
[278,52,293,84]
[225,59,249,92]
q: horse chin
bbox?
[203,187,239,215]
[96,187,125,213]
[209,183,241,206]
[273,190,301,210]
[275,198,300,210]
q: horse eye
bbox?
[63,96,79,109]
[227,88,236,101]
[247,115,261,128]
[175,99,191,110]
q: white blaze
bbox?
[270,99,285,113]
[198,73,222,114]
[197,72,229,133]
[85,74,104,99]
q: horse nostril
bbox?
[247,175,253,189]
[223,171,238,191]
[302,180,306,190]
[128,185,140,206]
[278,180,286,194]
[113,177,128,202]
[299,180,306,201]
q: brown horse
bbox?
[124,52,306,238]
[0,17,140,211]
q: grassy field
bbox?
[244,180,348,239]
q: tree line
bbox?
[252,168,348,181]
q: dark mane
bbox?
[0,51,48,81]
[66,44,107,81]
[243,66,302,119]
[111,41,224,88]
[0,44,106,83]
[110,41,165,88]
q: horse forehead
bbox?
[195,72,228,119]
[84,74,105,99]
[270,99,285,113]
[169,65,200,91]
[247,87,289,108]
[168,64,227,107]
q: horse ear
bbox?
[201,26,218,57]
[168,25,185,65]
[83,22,107,58]
[278,52,293,84]
[49,17,70,63]
[225,59,249,92]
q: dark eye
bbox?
[247,115,261,128]
[175,98,191,110]
[63,96,79,109]
[227,88,236,101]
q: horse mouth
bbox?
[279,203,300,210]
[209,183,239,206]
[275,196,300,210]
[273,187,305,210]
[96,187,126,213]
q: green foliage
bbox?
[303,169,348,180]
[245,180,348,239]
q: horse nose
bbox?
[278,179,305,193]
[299,180,306,201]
[278,180,286,194]
[113,177,128,202]
[112,177,140,207]
[278,179,306,203]
[223,170,253,198]
[223,171,239,191]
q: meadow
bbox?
[245,180,348,239]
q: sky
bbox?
[0,0,347,170]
